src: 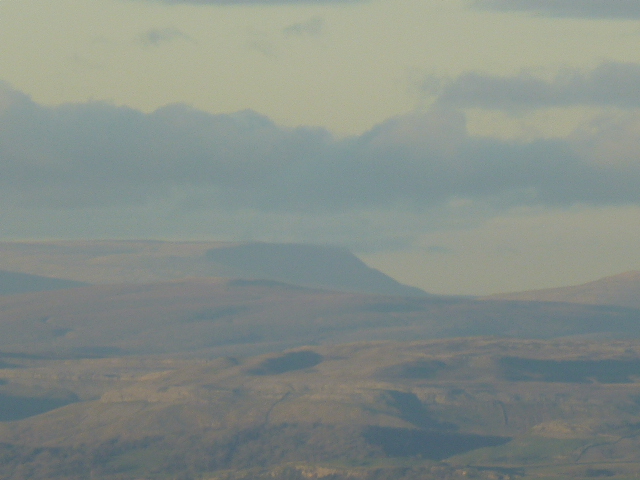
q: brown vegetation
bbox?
[1,339,640,478]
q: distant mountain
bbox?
[0,270,87,296]
[1,278,640,357]
[486,271,640,309]
[0,240,426,297]
[204,242,426,297]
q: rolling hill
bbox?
[2,339,640,479]
[3,241,640,479]
[486,271,640,309]
[0,240,426,297]
[1,278,640,357]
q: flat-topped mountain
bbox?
[204,242,426,296]
[486,271,640,309]
[0,240,425,297]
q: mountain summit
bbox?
[204,242,426,296]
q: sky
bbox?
[1,0,640,295]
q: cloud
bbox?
[146,0,358,5]
[139,28,192,47]
[470,0,640,19]
[283,17,324,36]
[425,245,454,255]
[570,114,640,168]
[1,83,639,247]
[245,30,278,57]
[431,62,640,111]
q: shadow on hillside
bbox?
[363,426,510,460]
[383,390,456,430]
[500,357,640,383]
[249,351,324,375]
[0,393,79,421]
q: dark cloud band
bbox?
[471,0,640,19]
[432,62,640,110]
[0,82,638,219]
[148,0,358,5]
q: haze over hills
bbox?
[0,240,425,297]
[486,271,640,309]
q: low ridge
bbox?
[0,270,88,296]
[486,270,640,309]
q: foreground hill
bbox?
[2,338,640,479]
[1,278,640,357]
[0,240,425,297]
[0,270,87,295]
[487,271,640,309]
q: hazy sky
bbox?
[1,0,640,295]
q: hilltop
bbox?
[486,271,640,309]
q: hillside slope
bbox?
[2,339,640,479]
[487,271,640,309]
[204,242,426,296]
[1,278,640,357]
[0,240,425,297]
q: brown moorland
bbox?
[1,277,640,358]
[1,339,640,479]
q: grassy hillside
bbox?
[1,278,640,357]
[2,339,640,479]
[5,241,640,478]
